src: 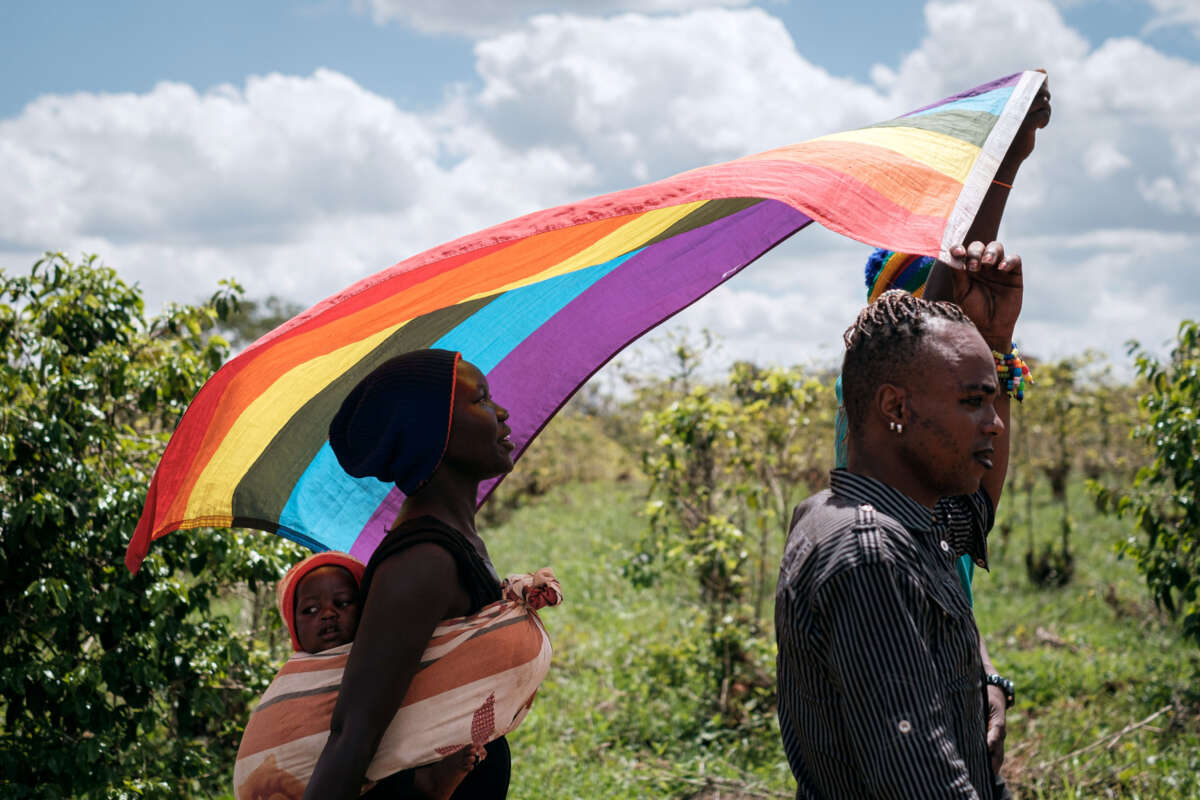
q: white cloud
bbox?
[1,0,1197,372]
[878,0,1090,107]
[0,70,595,308]
[665,229,870,369]
[1014,227,1199,367]
[1072,36,1200,123]
[0,73,439,246]
[1083,141,1131,179]
[1138,175,1186,213]
[1144,0,1200,39]
[356,0,750,36]
[473,9,890,184]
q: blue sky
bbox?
[4,1,1196,117]
[2,0,1198,371]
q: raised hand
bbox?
[946,240,1023,350]
[998,73,1051,180]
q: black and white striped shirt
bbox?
[775,469,998,799]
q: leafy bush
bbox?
[481,404,636,525]
[623,342,833,740]
[0,254,302,798]
[1092,320,1200,645]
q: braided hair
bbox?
[841,289,974,434]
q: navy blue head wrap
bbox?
[328,349,460,494]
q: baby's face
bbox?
[294,565,361,653]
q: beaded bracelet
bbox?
[993,344,1032,401]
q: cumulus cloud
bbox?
[1144,0,1200,39]
[356,0,750,37]
[1083,141,1131,179]
[1138,175,1186,213]
[1016,228,1199,365]
[662,226,870,369]
[472,9,890,185]
[0,73,437,245]
[0,70,596,306]
[1,0,1197,369]
[874,0,1090,105]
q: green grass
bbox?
[482,475,1200,799]
[486,478,793,799]
[978,481,1200,799]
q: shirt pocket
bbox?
[920,567,980,693]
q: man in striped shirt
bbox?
[775,240,1023,799]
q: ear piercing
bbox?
[889,420,903,434]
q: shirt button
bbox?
[940,540,950,552]
[897,719,912,734]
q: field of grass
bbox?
[979,481,1200,799]
[484,476,1200,799]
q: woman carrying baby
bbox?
[303,349,524,799]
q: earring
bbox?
[888,421,896,432]
[889,420,903,434]
[896,423,903,434]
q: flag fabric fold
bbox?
[126,70,1046,572]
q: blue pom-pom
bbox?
[864,248,892,291]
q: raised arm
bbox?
[926,74,1051,296]
[968,74,1051,243]
[910,77,1048,785]
[925,71,1050,303]
[302,544,463,800]
[921,74,1048,506]
[949,241,1022,509]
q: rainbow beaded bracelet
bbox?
[993,344,1032,401]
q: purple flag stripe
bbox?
[479,199,812,502]
[901,71,1024,118]
[350,199,811,560]
[350,487,407,561]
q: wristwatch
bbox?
[985,673,1015,709]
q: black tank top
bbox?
[359,516,510,799]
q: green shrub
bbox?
[0,254,302,798]
[1093,320,1200,645]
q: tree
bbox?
[623,335,834,731]
[1093,320,1200,645]
[214,295,306,350]
[633,381,762,723]
[727,362,832,621]
[0,254,302,798]
[1019,357,1085,586]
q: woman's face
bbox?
[441,360,514,481]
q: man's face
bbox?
[900,320,1003,499]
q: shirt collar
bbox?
[829,469,939,533]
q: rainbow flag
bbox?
[125,70,1046,572]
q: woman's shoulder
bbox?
[362,516,501,612]
[371,516,474,566]
[389,514,469,539]
[361,518,462,591]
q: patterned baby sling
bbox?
[233,568,562,799]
